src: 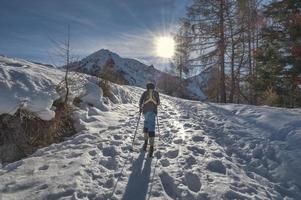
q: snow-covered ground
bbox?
[0,56,301,200]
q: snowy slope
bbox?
[76,49,162,87]
[0,55,106,120]
[73,49,206,101]
[1,62,301,199]
[0,56,63,120]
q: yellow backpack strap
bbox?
[144,89,157,105]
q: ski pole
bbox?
[130,112,141,151]
[156,116,160,141]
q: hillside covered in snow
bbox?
[71,49,207,101]
[0,56,301,199]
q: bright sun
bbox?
[155,36,175,58]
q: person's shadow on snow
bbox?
[122,151,152,200]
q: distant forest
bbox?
[172,0,301,108]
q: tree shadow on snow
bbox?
[122,151,152,200]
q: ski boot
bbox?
[149,146,154,157]
[142,140,148,151]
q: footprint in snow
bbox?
[38,165,49,171]
[99,129,106,134]
[102,146,117,157]
[113,134,122,140]
[184,123,193,128]
[88,150,98,157]
[173,138,183,144]
[160,115,168,119]
[230,182,258,196]
[110,140,123,146]
[171,129,179,133]
[154,151,162,159]
[187,146,205,155]
[159,171,180,199]
[45,189,75,200]
[181,115,190,119]
[108,125,121,130]
[192,135,205,142]
[223,189,252,200]
[137,135,144,140]
[66,152,83,159]
[185,156,197,167]
[99,157,119,171]
[206,160,226,174]
[159,171,197,200]
[38,184,49,190]
[169,112,177,115]
[103,177,114,188]
[165,149,179,159]
[206,175,214,183]
[194,125,202,130]
[212,151,224,158]
[97,143,103,150]
[167,124,173,128]
[121,145,131,153]
[184,172,202,193]
[160,158,170,167]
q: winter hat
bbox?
[146,81,155,90]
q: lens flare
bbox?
[155,36,175,58]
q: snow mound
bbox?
[0,56,104,120]
[0,56,63,120]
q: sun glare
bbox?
[155,36,175,58]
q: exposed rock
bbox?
[0,103,75,164]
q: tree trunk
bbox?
[227,3,236,103]
[219,0,226,103]
[64,25,70,104]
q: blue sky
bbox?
[0,0,191,69]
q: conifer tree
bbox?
[181,0,228,103]
[255,0,301,107]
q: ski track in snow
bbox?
[0,86,301,200]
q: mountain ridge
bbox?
[72,49,207,101]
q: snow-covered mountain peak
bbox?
[81,48,154,74]
[75,49,207,101]
[85,49,121,62]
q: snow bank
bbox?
[0,56,105,120]
[206,102,301,198]
[211,103,301,147]
[0,56,63,120]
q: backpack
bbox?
[143,89,158,105]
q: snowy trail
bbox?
[1,86,301,199]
